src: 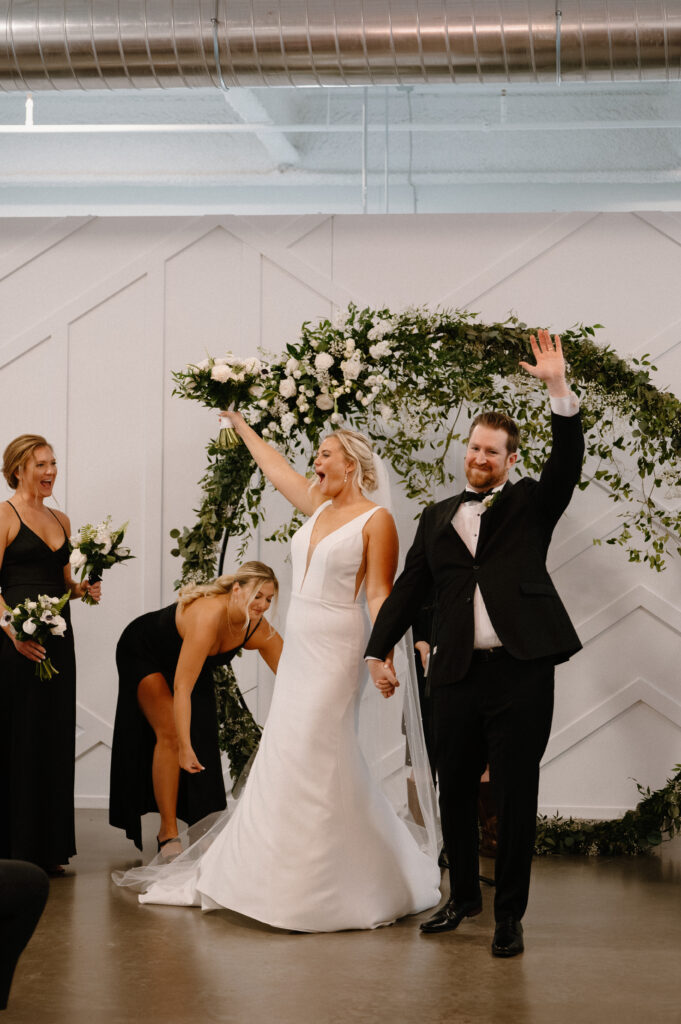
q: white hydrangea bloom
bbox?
[340,356,363,381]
[314,352,334,372]
[369,340,391,360]
[280,412,297,435]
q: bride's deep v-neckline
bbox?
[301,501,377,589]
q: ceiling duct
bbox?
[0,1,680,92]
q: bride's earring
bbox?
[344,470,348,484]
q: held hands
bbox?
[519,330,569,397]
[179,747,205,774]
[368,657,399,699]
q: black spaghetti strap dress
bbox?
[109,604,261,851]
[0,504,76,867]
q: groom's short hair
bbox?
[469,412,519,454]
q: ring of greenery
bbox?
[171,305,681,855]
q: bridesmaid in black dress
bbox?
[0,434,101,874]
[109,561,282,854]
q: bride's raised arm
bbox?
[225,410,324,517]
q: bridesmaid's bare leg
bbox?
[137,673,181,843]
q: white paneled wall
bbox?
[1,213,679,815]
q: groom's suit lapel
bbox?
[476,480,513,554]
[433,495,470,558]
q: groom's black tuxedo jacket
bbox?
[366,411,585,688]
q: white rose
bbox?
[330,412,342,424]
[22,619,37,636]
[279,377,297,399]
[69,549,87,570]
[316,394,334,411]
[50,616,67,637]
[285,357,300,375]
[211,364,232,383]
[248,384,264,398]
[314,352,334,372]
[96,530,112,555]
[25,600,37,611]
[293,370,302,379]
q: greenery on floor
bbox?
[535,765,681,856]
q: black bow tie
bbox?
[462,489,494,503]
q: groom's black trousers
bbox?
[430,651,554,922]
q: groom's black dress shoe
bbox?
[419,897,482,934]
[491,917,524,957]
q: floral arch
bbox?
[171,305,681,855]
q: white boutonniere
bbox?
[482,491,501,510]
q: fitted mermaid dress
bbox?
[0,505,76,867]
[129,503,440,931]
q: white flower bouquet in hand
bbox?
[1,593,70,680]
[172,354,266,449]
[69,517,133,604]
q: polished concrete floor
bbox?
[3,810,681,1024]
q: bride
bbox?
[116,415,440,931]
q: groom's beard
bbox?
[465,466,506,491]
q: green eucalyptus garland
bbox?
[535,766,681,856]
[171,306,681,833]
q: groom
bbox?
[366,331,584,957]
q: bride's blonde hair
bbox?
[177,562,278,625]
[320,429,378,493]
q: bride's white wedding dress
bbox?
[124,502,440,931]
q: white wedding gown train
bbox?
[129,503,440,931]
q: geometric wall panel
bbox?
[1,211,680,816]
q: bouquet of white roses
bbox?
[172,354,267,448]
[1,592,70,680]
[69,517,133,604]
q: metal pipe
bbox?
[1,1,681,92]
[361,85,368,213]
[4,118,681,135]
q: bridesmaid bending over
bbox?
[109,562,282,854]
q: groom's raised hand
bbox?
[519,329,570,398]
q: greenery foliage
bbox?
[172,305,681,812]
[534,766,681,856]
